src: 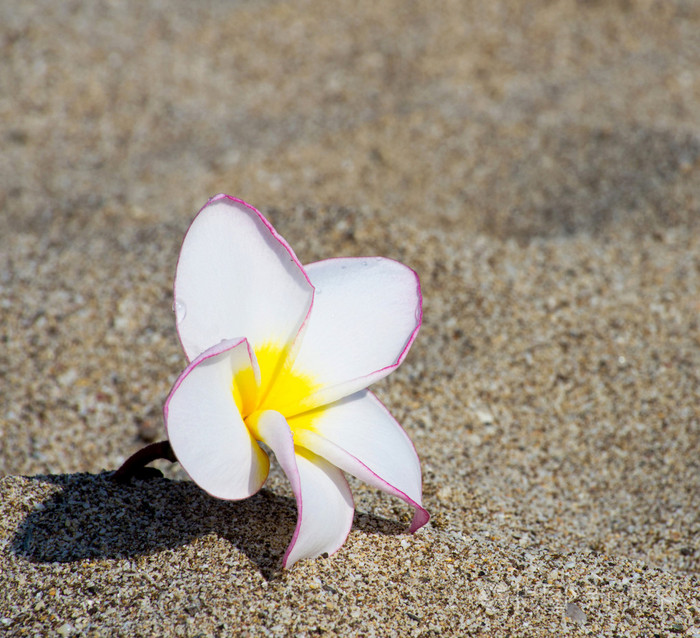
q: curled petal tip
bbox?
[409,506,430,533]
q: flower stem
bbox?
[111,440,177,483]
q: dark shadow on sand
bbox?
[9,473,406,579]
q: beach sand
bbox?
[1,1,699,635]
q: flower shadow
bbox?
[9,472,404,579]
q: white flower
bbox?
[164,195,429,567]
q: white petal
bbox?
[164,338,269,500]
[174,195,314,366]
[292,390,429,532]
[286,257,421,412]
[251,410,355,568]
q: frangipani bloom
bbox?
[164,195,429,567]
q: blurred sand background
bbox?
[1,0,699,635]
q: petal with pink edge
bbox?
[281,257,421,414]
[292,390,429,532]
[174,195,314,369]
[164,338,270,500]
[250,410,355,568]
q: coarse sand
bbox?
[1,1,699,636]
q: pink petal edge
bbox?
[251,411,355,568]
[361,389,429,532]
[297,390,430,533]
[254,415,306,568]
[289,256,423,411]
[174,194,316,364]
[163,336,268,501]
[282,454,355,568]
[304,256,423,376]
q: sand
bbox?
[1,1,699,636]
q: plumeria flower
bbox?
[164,194,429,567]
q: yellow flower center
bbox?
[232,342,320,440]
